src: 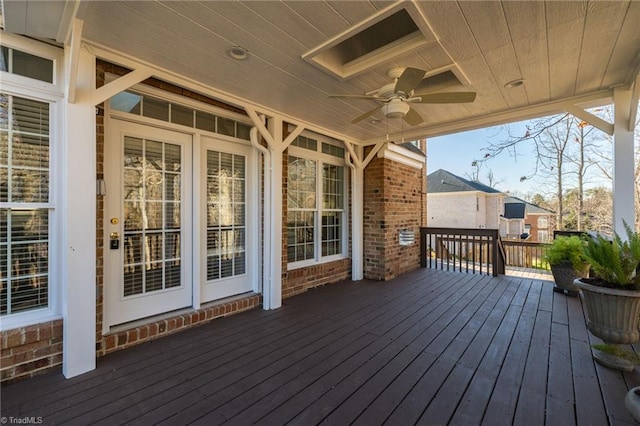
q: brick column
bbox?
[363,148,425,280]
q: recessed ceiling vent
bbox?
[303,3,437,80]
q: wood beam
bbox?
[56,1,80,44]
[283,125,304,150]
[83,66,153,106]
[630,74,639,132]
[363,142,386,168]
[245,108,277,149]
[65,19,83,103]
[363,90,613,144]
[344,141,363,168]
[563,104,613,136]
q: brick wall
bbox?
[1,320,63,383]
[363,152,425,280]
[96,295,262,356]
[283,259,351,299]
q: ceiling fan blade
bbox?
[329,94,380,100]
[351,105,382,124]
[403,107,424,126]
[394,67,426,95]
[413,91,477,104]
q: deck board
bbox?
[3,268,640,425]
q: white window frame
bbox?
[538,215,549,229]
[0,31,64,95]
[0,34,64,331]
[287,132,348,270]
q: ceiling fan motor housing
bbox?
[382,99,410,118]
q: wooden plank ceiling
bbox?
[68,1,640,142]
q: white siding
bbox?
[427,192,480,228]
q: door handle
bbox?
[110,232,120,250]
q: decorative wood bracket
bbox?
[564,104,613,136]
[65,19,83,103]
[245,108,305,152]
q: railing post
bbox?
[420,228,426,268]
[491,230,499,276]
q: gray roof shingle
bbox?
[427,169,502,194]
[504,195,555,214]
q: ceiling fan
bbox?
[329,67,476,126]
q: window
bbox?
[287,134,347,266]
[1,94,51,315]
[110,90,251,140]
[538,216,549,228]
[538,230,550,243]
[1,46,54,84]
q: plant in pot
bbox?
[544,235,589,296]
[574,222,640,371]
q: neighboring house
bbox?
[504,196,555,242]
[426,170,555,243]
[502,201,526,239]
[427,169,505,230]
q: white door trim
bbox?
[104,119,193,330]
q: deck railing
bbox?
[501,239,550,271]
[419,227,554,276]
[420,227,505,276]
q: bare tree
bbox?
[474,112,607,231]
[466,160,505,188]
[588,105,640,231]
[565,119,600,230]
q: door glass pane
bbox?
[206,150,246,281]
[123,137,182,297]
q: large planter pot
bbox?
[550,261,588,296]
[574,278,640,345]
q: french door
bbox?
[104,119,257,329]
[104,120,192,327]
[200,136,255,302]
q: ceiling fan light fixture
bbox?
[382,100,410,119]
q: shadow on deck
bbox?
[1,268,639,425]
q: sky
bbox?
[426,119,613,200]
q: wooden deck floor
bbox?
[2,268,640,425]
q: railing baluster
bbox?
[420,227,549,276]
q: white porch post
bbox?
[345,142,364,281]
[246,110,304,310]
[268,141,284,310]
[61,47,96,377]
[351,165,364,281]
[612,87,636,236]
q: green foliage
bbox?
[543,236,587,270]
[581,222,640,287]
